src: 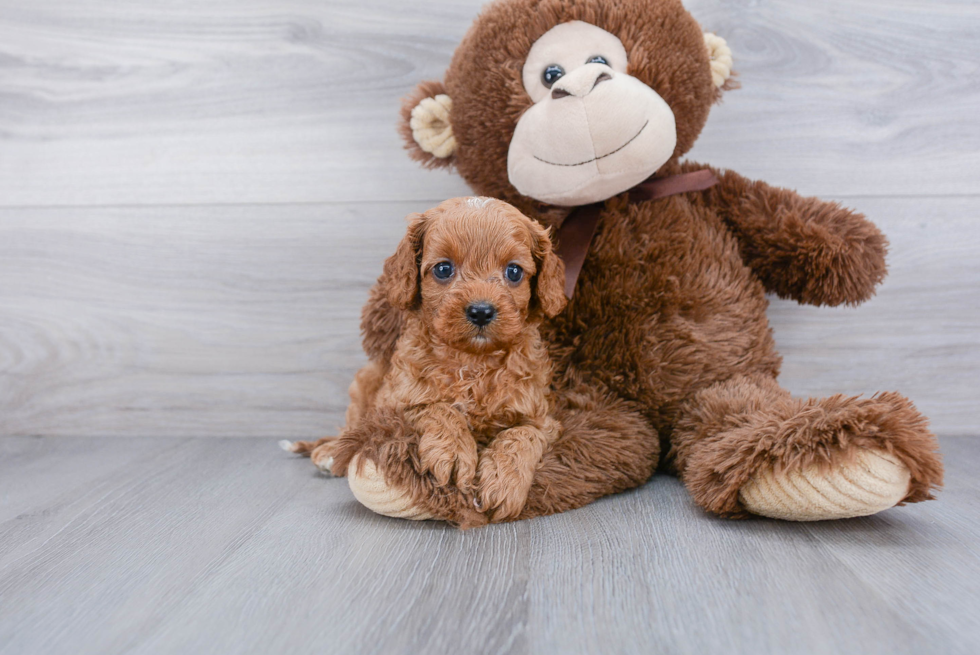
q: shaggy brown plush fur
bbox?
[344,0,943,523]
[671,375,943,517]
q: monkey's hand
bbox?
[703,164,888,307]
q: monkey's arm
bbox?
[702,165,888,306]
[360,277,404,362]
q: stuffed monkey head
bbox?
[400,0,734,215]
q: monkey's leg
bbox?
[342,374,659,527]
[514,381,660,521]
[670,374,943,520]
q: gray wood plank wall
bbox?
[1,0,978,438]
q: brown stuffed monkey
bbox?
[302,0,943,527]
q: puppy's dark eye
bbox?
[432,261,455,280]
[505,263,524,283]
[542,64,565,88]
[587,55,609,66]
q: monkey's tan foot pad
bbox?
[346,455,436,521]
[739,449,911,521]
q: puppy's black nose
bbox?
[465,302,496,327]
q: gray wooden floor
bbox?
[0,435,977,655]
[2,0,980,653]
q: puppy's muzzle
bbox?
[465,302,496,327]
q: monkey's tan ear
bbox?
[383,212,428,310]
[399,81,456,169]
[703,33,735,90]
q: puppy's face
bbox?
[384,197,566,354]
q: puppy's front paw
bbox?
[477,448,533,521]
[418,431,478,490]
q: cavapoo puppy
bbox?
[284,197,567,520]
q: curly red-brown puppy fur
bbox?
[291,197,567,522]
[343,0,942,524]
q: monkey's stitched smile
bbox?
[532,120,649,167]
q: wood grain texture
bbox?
[0,0,978,207]
[0,435,977,655]
[1,197,977,438]
[0,0,978,438]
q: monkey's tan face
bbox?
[507,21,678,207]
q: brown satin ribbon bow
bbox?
[554,168,720,298]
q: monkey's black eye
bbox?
[432,261,455,280]
[542,64,565,88]
[505,263,524,283]
[586,55,609,66]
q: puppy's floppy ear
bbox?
[528,220,567,318]
[399,80,456,169]
[383,212,428,310]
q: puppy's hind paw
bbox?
[313,455,335,475]
[279,438,328,456]
[311,440,342,476]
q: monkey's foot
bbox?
[346,455,436,521]
[739,449,911,521]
